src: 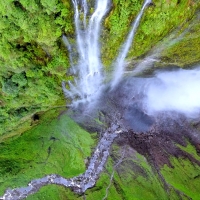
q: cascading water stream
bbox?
[63,0,151,106]
[82,0,88,29]
[111,0,152,88]
[62,0,110,107]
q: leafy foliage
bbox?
[0,0,73,135]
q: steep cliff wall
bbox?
[0,0,200,139]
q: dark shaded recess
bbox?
[65,32,75,39]
[16,43,31,52]
[148,2,155,7]
[196,143,200,155]
[194,174,200,179]
[23,43,50,65]
[86,185,103,193]
[57,37,67,50]
[32,113,40,121]
[50,136,56,141]
[47,146,51,156]
[55,11,61,18]
[15,107,28,115]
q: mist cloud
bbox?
[144,67,200,117]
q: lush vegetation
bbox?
[6,133,199,200]
[0,0,73,136]
[161,157,200,200]
[0,0,200,136]
[0,109,94,197]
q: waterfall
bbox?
[111,0,152,88]
[63,0,151,107]
[62,0,111,107]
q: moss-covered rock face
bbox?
[102,0,200,68]
[1,0,200,135]
[160,11,200,67]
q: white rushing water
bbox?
[63,0,152,107]
[62,0,111,107]
[111,0,152,88]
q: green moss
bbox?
[131,0,198,56]
[161,157,200,200]
[1,2,200,198]
[29,148,171,200]
[160,11,200,67]
[27,185,70,200]
[84,150,169,200]
[176,141,200,161]
[102,0,200,68]
[0,110,94,196]
[0,0,74,136]
[80,147,200,200]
